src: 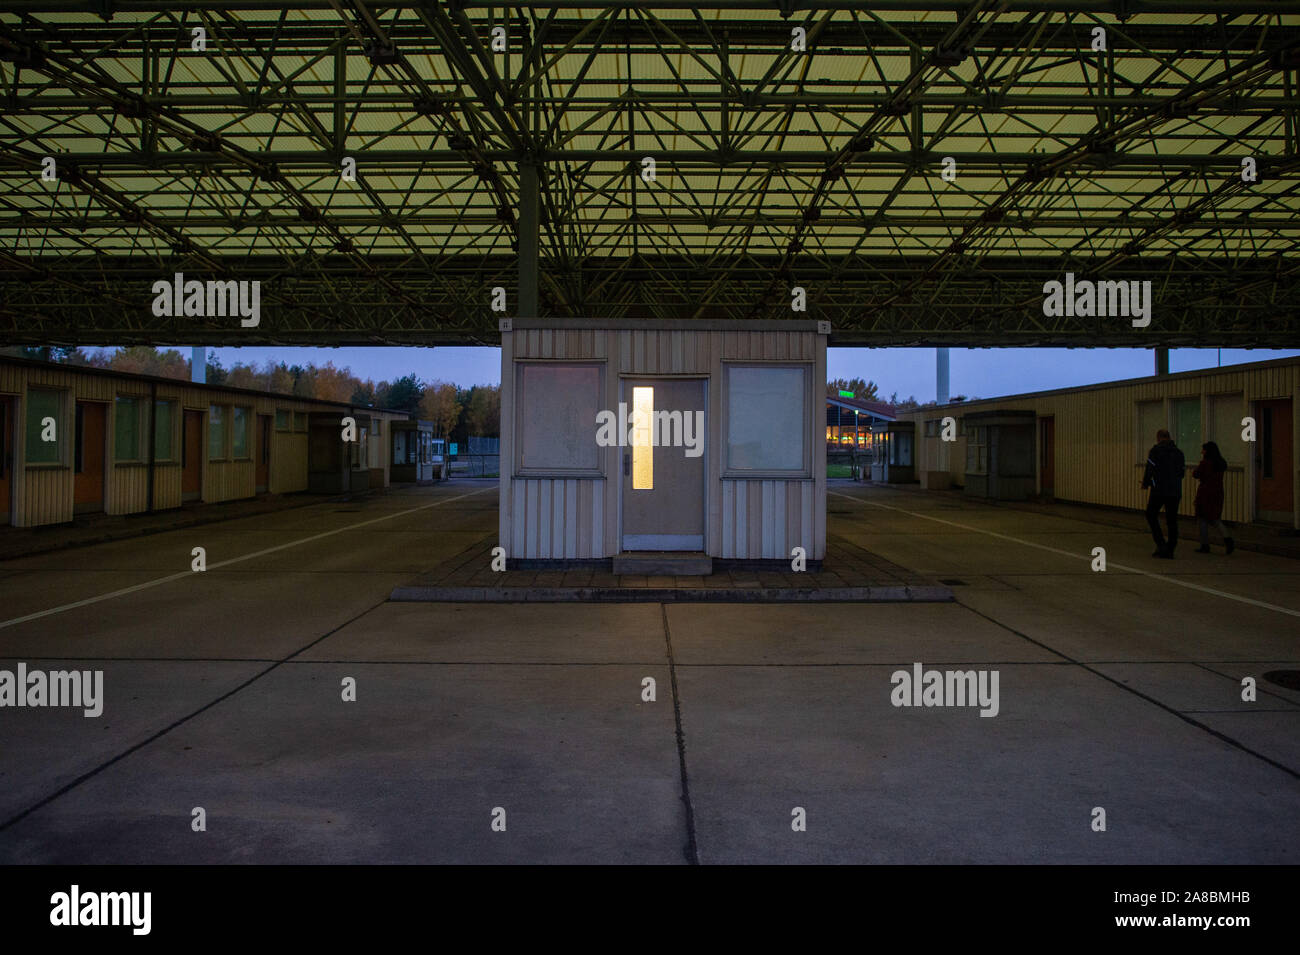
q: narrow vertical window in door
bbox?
[632,386,654,490]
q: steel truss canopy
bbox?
[1,2,1298,347]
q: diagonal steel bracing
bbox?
[0,3,1297,347]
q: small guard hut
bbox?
[498,318,828,569]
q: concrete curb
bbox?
[389,583,954,603]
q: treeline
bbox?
[824,376,973,410]
[1,345,500,438]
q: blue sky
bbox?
[199,344,1300,403]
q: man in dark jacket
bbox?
[1142,429,1186,558]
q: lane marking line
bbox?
[0,488,493,631]
[829,490,1300,620]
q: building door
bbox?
[73,401,106,514]
[256,414,272,493]
[1039,416,1055,497]
[1256,399,1294,522]
[182,409,203,502]
[621,378,706,551]
[0,397,11,524]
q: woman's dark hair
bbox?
[1202,441,1227,472]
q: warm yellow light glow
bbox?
[632,386,653,490]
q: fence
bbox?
[448,454,499,478]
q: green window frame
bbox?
[114,395,145,462]
[1171,397,1200,457]
[232,406,251,460]
[154,399,177,462]
[208,404,228,460]
[25,388,64,465]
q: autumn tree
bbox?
[375,374,424,415]
[312,361,358,403]
[827,377,880,400]
[224,363,263,390]
[419,381,462,437]
[462,384,501,437]
[101,346,190,380]
[266,362,296,396]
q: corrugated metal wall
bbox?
[1,360,404,528]
[719,479,818,559]
[908,360,1300,527]
[271,432,309,493]
[510,477,605,559]
[504,325,827,560]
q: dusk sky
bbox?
[197,345,1300,404]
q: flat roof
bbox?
[826,394,896,420]
[918,355,1300,414]
[0,355,409,416]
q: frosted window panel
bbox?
[232,406,250,459]
[208,405,226,459]
[1208,393,1244,465]
[1171,398,1200,455]
[26,389,63,464]
[518,364,600,471]
[1136,400,1165,456]
[727,366,805,471]
[154,400,175,461]
[115,396,142,462]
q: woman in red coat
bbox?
[1193,441,1234,554]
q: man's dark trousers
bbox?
[1146,492,1180,554]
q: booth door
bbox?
[1256,399,1293,522]
[0,397,11,524]
[1039,416,1055,496]
[182,410,204,501]
[256,414,272,493]
[73,401,106,513]
[621,378,706,551]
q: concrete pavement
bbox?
[0,481,1296,863]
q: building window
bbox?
[966,425,988,475]
[725,364,808,474]
[891,430,914,466]
[232,406,251,459]
[350,425,367,469]
[925,419,937,437]
[294,412,308,433]
[114,396,145,462]
[275,409,292,432]
[1207,393,1243,465]
[25,388,64,465]
[515,363,602,473]
[1171,397,1200,456]
[1136,399,1165,459]
[154,399,177,462]
[209,405,227,459]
